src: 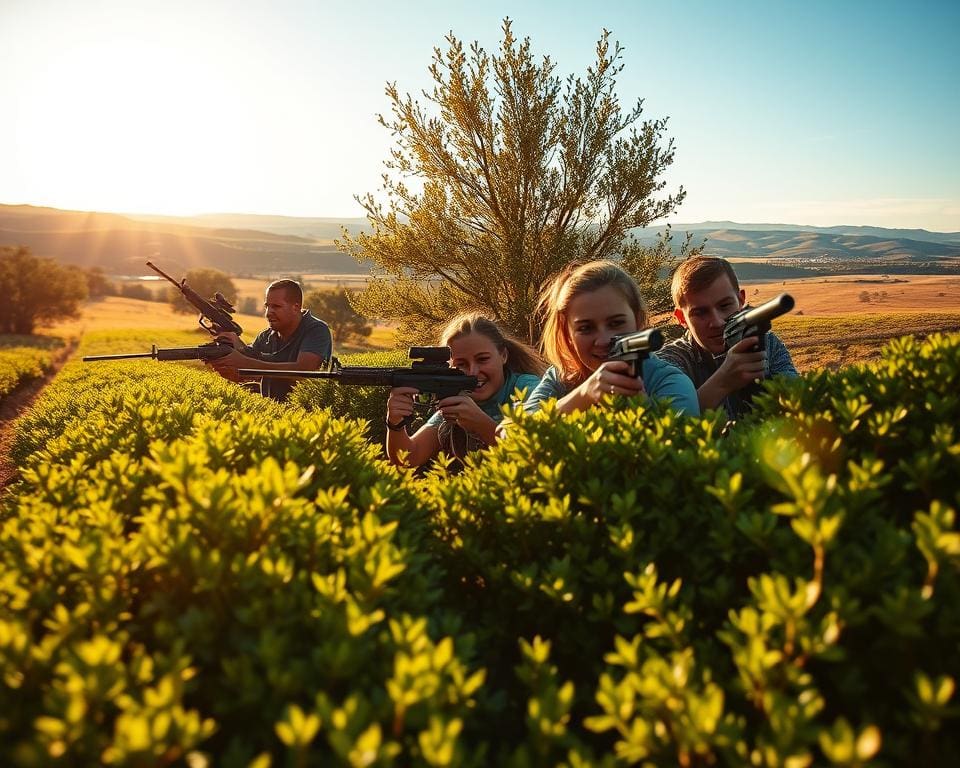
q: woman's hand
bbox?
[437,395,497,445]
[578,360,645,405]
[386,386,419,426]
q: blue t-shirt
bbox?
[523,356,699,416]
[426,370,541,429]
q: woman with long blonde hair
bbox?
[524,260,698,415]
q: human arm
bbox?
[436,395,498,446]
[766,333,798,378]
[696,337,765,412]
[385,387,441,467]
[553,361,644,415]
[643,357,700,416]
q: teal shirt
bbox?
[523,357,700,416]
[426,370,541,429]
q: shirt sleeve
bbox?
[766,333,798,378]
[654,342,696,379]
[509,373,541,403]
[300,321,333,361]
[643,357,700,416]
[522,367,566,414]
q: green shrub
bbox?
[0,331,956,765]
[0,347,57,398]
[289,349,411,448]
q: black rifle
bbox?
[722,293,795,353]
[147,260,243,336]
[239,346,478,428]
[82,342,237,363]
[607,328,664,377]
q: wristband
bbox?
[385,419,406,432]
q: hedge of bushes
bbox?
[290,349,412,447]
[0,343,60,398]
[0,331,957,766]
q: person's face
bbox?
[264,287,301,335]
[448,331,508,402]
[673,274,746,355]
[565,285,639,374]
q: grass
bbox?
[776,311,960,371]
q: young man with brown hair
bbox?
[656,256,797,419]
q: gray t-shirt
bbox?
[655,330,797,419]
[249,310,332,401]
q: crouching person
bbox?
[657,256,797,420]
[386,313,546,469]
[523,260,698,416]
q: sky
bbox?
[2,0,958,231]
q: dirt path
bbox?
[0,340,77,488]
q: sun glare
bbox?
[14,30,265,216]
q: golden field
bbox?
[23,273,960,371]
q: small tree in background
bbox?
[238,296,259,316]
[620,225,706,318]
[83,266,116,298]
[0,246,88,334]
[167,268,238,315]
[304,288,373,346]
[338,19,686,345]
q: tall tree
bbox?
[338,19,686,345]
[0,247,88,334]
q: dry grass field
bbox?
[45,295,397,353]
[30,273,960,372]
[741,274,960,315]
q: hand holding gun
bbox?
[722,293,795,354]
[239,346,477,428]
[607,328,665,377]
[146,260,243,337]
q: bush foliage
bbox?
[1,331,958,766]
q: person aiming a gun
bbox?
[386,313,546,469]
[207,279,332,402]
[657,256,798,419]
[522,260,699,416]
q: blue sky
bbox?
[1,0,958,230]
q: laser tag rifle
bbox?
[146,260,243,336]
[239,346,478,428]
[722,293,795,353]
[607,328,665,377]
[82,342,240,363]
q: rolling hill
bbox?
[2,203,959,278]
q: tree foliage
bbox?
[621,225,706,318]
[0,246,88,334]
[338,19,686,345]
[304,288,373,346]
[167,268,238,316]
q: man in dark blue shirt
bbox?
[207,279,331,401]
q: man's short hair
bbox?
[266,279,303,305]
[671,256,740,308]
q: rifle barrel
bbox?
[238,369,337,378]
[145,260,181,287]
[82,352,156,361]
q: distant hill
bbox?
[2,203,959,277]
[0,204,370,276]
[632,221,960,273]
